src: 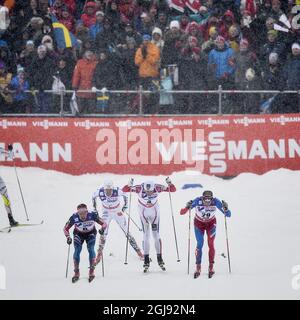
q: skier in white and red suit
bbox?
[122,178,176,270]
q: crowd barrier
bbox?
[1,86,300,115]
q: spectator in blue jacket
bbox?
[9,66,30,113]
[208,35,236,113]
[89,11,104,41]
[208,35,236,86]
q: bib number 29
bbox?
[202,212,211,219]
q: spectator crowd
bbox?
[0,0,299,114]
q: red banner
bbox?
[0,115,300,176]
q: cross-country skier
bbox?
[0,147,18,227]
[92,180,143,264]
[63,203,106,283]
[122,177,176,272]
[180,190,231,279]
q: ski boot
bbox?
[208,263,215,279]
[157,254,166,271]
[8,214,18,227]
[72,266,80,283]
[194,264,201,279]
[143,254,150,273]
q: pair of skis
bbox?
[0,220,44,233]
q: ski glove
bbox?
[67,237,72,245]
[122,205,128,212]
[99,222,107,235]
[186,200,193,209]
[222,200,228,211]
[128,178,134,187]
[7,144,14,159]
[165,177,172,185]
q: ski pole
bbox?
[66,244,71,278]
[8,145,29,221]
[123,210,142,232]
[101,251,105,277]
[187,208,191,275]
[224,216,232,273]
[14,164,29,221]
[124,179,133,265]
[168,184,180,262]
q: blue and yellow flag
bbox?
[51,15,79,49]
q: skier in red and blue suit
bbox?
[63,203,106,283]
[180,190,231,279]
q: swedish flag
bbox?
[51,15,79,49]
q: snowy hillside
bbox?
[0,166,299,300]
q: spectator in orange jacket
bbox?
[72,50,98,113]
[135,34,160,113]
[135,34,160,79]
